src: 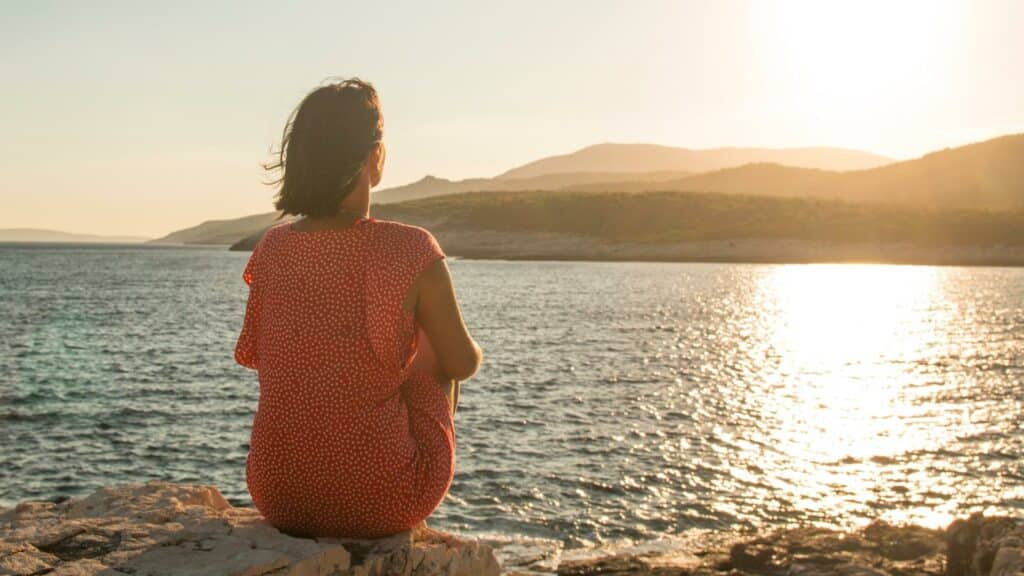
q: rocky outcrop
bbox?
[946,513,1024,576]
[0,481,500,576]
[535,515,1023,576]
[2,482,1020,576]
[544,522,944,576]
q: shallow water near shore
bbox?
[1,243,1022,560]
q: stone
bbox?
[789,562,890,575]
[862,520,939,561]
[0,541,61,575]
[48,559,111,575]
[728,541,778,571]
[990,545,1024,576]
[0,481,500,576]
[945,514,1023,576]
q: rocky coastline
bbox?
[1,482,1021,576]
[534,514,1024,576]
[0,482,500,575]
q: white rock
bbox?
[0,482,500,576]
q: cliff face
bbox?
[0,481,500,575]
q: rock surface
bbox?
[3,483,1020,576]
[946,513,1024,576]
[514,515,1022,576]
[0,481,500,576]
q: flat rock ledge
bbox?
[537,514,1023,576]
[0,481,500,576]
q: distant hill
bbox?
[498,143,893,179]
[160,134,1021,250]
[377,143,892,204]
[150,212,286,245]
[153,172,693,244]
[569,134,1024,211]
[371,171,690,204]
[0,228,149,243]
[156,143,893,245]
[376,189,1024,245]
[230,188,1024,265]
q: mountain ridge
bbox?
[153,134,1021,247]
[567,133,1024,211]
[370,170,693,204]
[497,142,893,179]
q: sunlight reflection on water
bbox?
[755,265,958,527]
[745,264,1015,528]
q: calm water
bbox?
[2,244,1022,559]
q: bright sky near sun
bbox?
[1,0,1021,237]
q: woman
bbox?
[234,78,482,539]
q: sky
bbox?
[1,0,1021,237]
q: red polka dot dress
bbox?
[234,218,454,538]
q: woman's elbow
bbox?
[448,342,482,381]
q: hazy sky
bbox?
[1,0,1021,237]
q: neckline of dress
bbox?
[287,216,374,235]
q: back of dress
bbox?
[235,218,454,538]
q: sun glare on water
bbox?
[752,264,968,529]
[768,264,940,372]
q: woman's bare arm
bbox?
[408,259,482,381]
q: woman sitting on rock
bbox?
[234,78,482,539]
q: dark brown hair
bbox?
[267,78,383,218]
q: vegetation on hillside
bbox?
[376,189,1024,247]
[182,133,1024,251]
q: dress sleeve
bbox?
[402,229,446,368]
[364,224,446,374]
[411,228,446,278]
[234,246,261,370]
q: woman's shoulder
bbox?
[366,218,438,244]
[248,221,292,253]
[366,218,444,262]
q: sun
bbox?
[746,0,961,141]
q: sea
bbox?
[1,243,1022,568]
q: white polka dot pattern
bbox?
[234,218,454,539]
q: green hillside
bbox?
[374,189,1024,247]
[165,133,1024,256]
[229,188,1024,268]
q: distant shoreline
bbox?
[448,252,1024,268]
[0,240,208,248]
[0,229,151,244]
[227,228,1024,268]
[438,230,1024,268]
[11,235,1020,268]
